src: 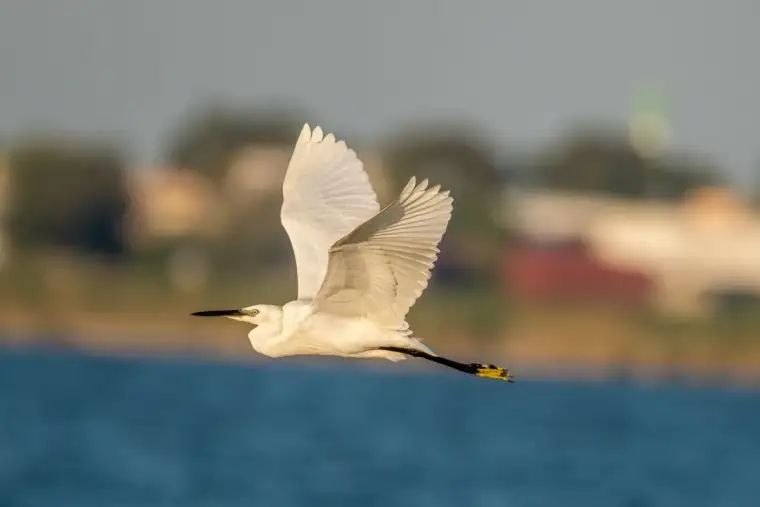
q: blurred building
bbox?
[126,166,226,246]
[223,145,292,209]
[501,186,760,318]
[125,166,224,294]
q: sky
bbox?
[1,0,758,185]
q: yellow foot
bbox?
[475,364,514,382]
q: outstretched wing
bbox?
[314,177,453,330]
[281,124,380,300]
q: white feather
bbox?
[314,177,452,331]
[281,124,379,300]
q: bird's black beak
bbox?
[191,309,245,317]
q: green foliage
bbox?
[534,126,720,199]
[210,194,295,277]
[752,163,760,207]
[5,136,131,258]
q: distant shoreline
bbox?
[2,310,759,390]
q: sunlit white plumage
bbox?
[192,124,513,381]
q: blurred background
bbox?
[1,1,759,506]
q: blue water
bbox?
[0,348,759,507]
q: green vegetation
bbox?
[533,125,720,199]
[5,137,130,258]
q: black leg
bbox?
[379,347,514,382]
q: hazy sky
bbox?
[1,0,758,184]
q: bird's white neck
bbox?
[247,305,285,356]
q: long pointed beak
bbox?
[191,309,244,317]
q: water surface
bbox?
[1,347,758,506]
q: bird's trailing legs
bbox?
[379,347,514,382]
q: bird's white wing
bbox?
[314,177,453,330]
[281,124,380,300]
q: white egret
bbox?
[193,124,513,381]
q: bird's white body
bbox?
[247,301,428,362]
[193,123,513,381]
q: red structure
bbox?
[502,240,654,307]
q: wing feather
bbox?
[314,177,453,330]
[281,124,380,300]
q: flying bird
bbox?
[192,124,513,382]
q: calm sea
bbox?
[0,346,759,507]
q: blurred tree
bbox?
[382,123,507,285]
[5,136,131,258]
[653,153,721,200]
[534,126,720,199]
[752,163,760,207]
[164,102,305,182]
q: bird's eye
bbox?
[251,309,259,316]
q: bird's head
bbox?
[191,305,280,327]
